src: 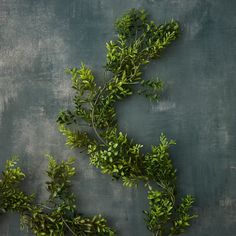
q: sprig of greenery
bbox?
[57,8,196,235]
[144,187,197,236]
[88,127,146,186]
[138,79,164,101]
[144,189,174,235]
[0,157,33,213]
[0,157,114,236]
[170,195,197,235]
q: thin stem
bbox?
[61,216,77,236]
[156,181,175,204]
[89,76,115,146]
[37,204,52,210]
[79,148,87,153]
[37,204,77,236]
[91,103,107,146]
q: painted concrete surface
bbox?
[0,0,236,235]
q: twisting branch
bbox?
[57,8,197,236]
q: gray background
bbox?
[0,0,236,235]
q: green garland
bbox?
[0,156,114,236]
[0,8,197,236]
[57,8,197,236]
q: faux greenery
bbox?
[0,156,114,236]
[57,8,197,236]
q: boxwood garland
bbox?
[57,8,197,236]
[0,156,114,235]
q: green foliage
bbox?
[115,9,148,39]
[57,8,196,236]
[0,157,114,236]
[88,127,146,186]
[144,188,197,236]
[144,189,174,235]
[170,195,197,235]
[46,155,76,201]
[144,134,176,191]
[58,124,94,149]
[0,157,33,213]
[138,79,164,101]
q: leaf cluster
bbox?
[138,79,164,101]
[144,189,197,236]
[57,8,196,236]
[88,127,145,186]
[0,156,114,236]
[0,157,33,213]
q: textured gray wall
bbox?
[0,0,236,235]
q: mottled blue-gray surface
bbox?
[0,0,236,235]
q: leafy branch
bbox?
[0,156,114,236]
[57,8,197,235]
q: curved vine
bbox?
[57,8,197,236]
[0,156,114,235]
